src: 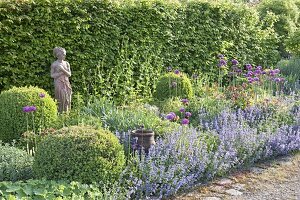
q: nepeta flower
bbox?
[174,69,180,75]
[39,93,45,98]
[181,118,189,125]
[246,64,252,71]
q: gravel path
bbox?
[172,152,300,200]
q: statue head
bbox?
[53,47,66,60]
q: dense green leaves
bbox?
[0,0,280,104]
[0,86,57,143]
[33,126,126,184]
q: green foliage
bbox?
[258,0,299,56]
[0,179,128,199]
[0,143,34,181]
[0,86,57,143]
[285,29,300,57]
[276,58,300,82]
[0,0,279,104]
[154,97,183,114]
[154,72,193,101]
[83,98,179,137]
[33,126,125,184]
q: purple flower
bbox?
[274,77,281,83]
[248,77,254,83]
[254,69,261,75]
[253,77,259,82]
[179,108,185,113]
[218,59,227,67]
[256,66,262,70]
[274,69,280,74]
[246,64,252,71]
[246,71,253,77]
[236,69,242,73]
[22,105,37,113]
[39,93,45,98]
[171,81,177,88]
[174,69,180,75]
[231,59,238,65]
[166,112,176,121]
[22,106,31,113]
[181,99,189,105]
[181,118,189,125]
[185,112,192,118]
[269,70,276,76]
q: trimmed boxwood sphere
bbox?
[33,126,126,184]
[0,86,57,143]
[153,72,193,101]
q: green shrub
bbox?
[83,98,178,137]
[33,126,125,184]
[0,86,57,143]
[153,97,183,114]
[276,58,300,87]
[285,29,300,57]
[258,0,299,56]
[153,72,193,101]
[0,0,279,103]
[0,143,34,181]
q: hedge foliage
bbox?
[0,86,57,143]
[33,126,125,184]
[0,0,279,104]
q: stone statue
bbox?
[51,47,72,113]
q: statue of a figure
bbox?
[51,47,72,113]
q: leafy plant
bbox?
[0,142,34,181]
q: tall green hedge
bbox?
[0,0,279,104]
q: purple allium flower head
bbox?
[254,69,261,75]
[231,59,238,65]
[262,70,266,75]
[22,106,31,113]
[236,69,242,73]
[167,66,172,72]
[256,66,262,70]
[174,69,180,75]
[274,77,281,83]
[23,105,37,113]
[166,112,176,121]
[181,118,189,125]
[218,54,224,58]
[279,77,285,82]
[246,71,253,77]
[39,93,45,98]
[253,77,259,82]
[218,59,227,67]
[171,81,177,88]
[185,112,192,118]
[246,64,252,71]
[181,98,189,105]
[274,69,280,74]
[248,77,254,83]
[179,108,185,113]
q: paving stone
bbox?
[225,189,243,196]
[232,183,246,191]
[249,167,264,174]
[215,178,233,186]
[203,197,222,200]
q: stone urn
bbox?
[131,129,155,153]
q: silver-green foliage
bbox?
[0,143,34,181]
